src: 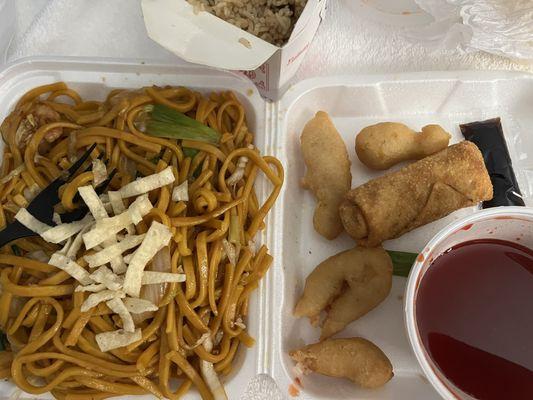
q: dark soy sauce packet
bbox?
[460,118,525,208]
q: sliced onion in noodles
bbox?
[0,164,25,186]
[226,151,250,186]
[120,157,138,181]
[14,116,34,148]
[26,250,49,263]
[213,330,224,346]
[67,131,78,163]
[183,331,211,351]
[222,239,236,266]
[8,297,27,318]
[132,246,170,324]
[200,336,228,400]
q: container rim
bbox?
[404,206,533,400]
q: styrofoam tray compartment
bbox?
[0,57,274,400]
[1,58,533,400]
[271,71,533,399]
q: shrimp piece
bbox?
[300,111,351,240]
[290,338,393,389]
[294,247,392,339]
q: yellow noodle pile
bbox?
[0,82,283,399]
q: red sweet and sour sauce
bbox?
[416,239,533,400]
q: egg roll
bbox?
[339,141,493,247]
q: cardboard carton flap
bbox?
[288,0,323,40]
[142,0,279,70]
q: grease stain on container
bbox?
[461,223,473,231]
[417,253,424,262]
[454,223,474,235]
[239,37,252,49]
[288,384,300,397]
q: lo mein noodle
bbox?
[0,82,283,399]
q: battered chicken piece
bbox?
[290,338,393,389]
[301,111,351,240]
[356,122,451,170]
[294,247,392,339]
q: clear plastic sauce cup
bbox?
[404,206,533,400]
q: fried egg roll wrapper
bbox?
[340,141,493,247]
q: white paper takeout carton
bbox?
[141,0,327,100]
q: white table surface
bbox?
[5,0,533,82]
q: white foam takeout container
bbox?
[141,0,327,101]
[348,0,433,27]
[0,57,533,399]
[405,207,533,400]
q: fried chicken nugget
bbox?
[355,122,451,170]
[301,111,352,240]
[294,247,392,339]
[290,338,393,389]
